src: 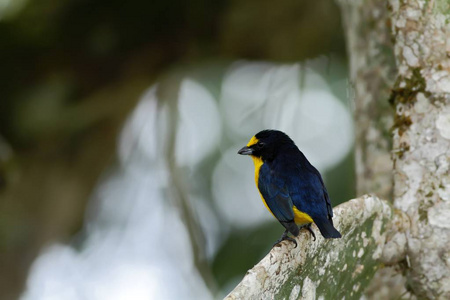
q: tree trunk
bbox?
[339,0,396,200]
[389,0,450,298]
[226,0,450,298]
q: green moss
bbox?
[418,199,433,223]
[418,207,428,223]
[393,142,410,160]
[389,68,428,107]
[433,0,450,16]
[393,115,412,138]
[389,68,429,139]
[274,215,390,299]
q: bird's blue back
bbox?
[257,147,332,223]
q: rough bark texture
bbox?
[338,0,396,200]
[225,195,408,300]
[389,0,450,298]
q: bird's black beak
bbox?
[238,146,253,155]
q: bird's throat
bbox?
[252,155,274,217]
[251,155,264,187]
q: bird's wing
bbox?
[309,165,333,218]
[258,164,295,222]
[288,165,332,219]
[322,180,333,218]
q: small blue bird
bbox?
[238,130,341,247]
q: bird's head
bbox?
[238,129,295,161]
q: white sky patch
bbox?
[176,79,221,167]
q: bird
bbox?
[238,129,341,247]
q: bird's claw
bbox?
[300,224,316,241]
[273,231,298,248]
[273,236,297,248]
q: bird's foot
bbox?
[300,223,316,241]
[273,230,297,248]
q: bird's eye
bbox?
[256,142,264,149]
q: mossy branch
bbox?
[225,195,408,299]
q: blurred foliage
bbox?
[0,0,347,298]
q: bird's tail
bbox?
[315,217,341,239]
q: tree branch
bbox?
[225,195,408,299]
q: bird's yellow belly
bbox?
[293,206,313,225]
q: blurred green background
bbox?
[0,0,354,299]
